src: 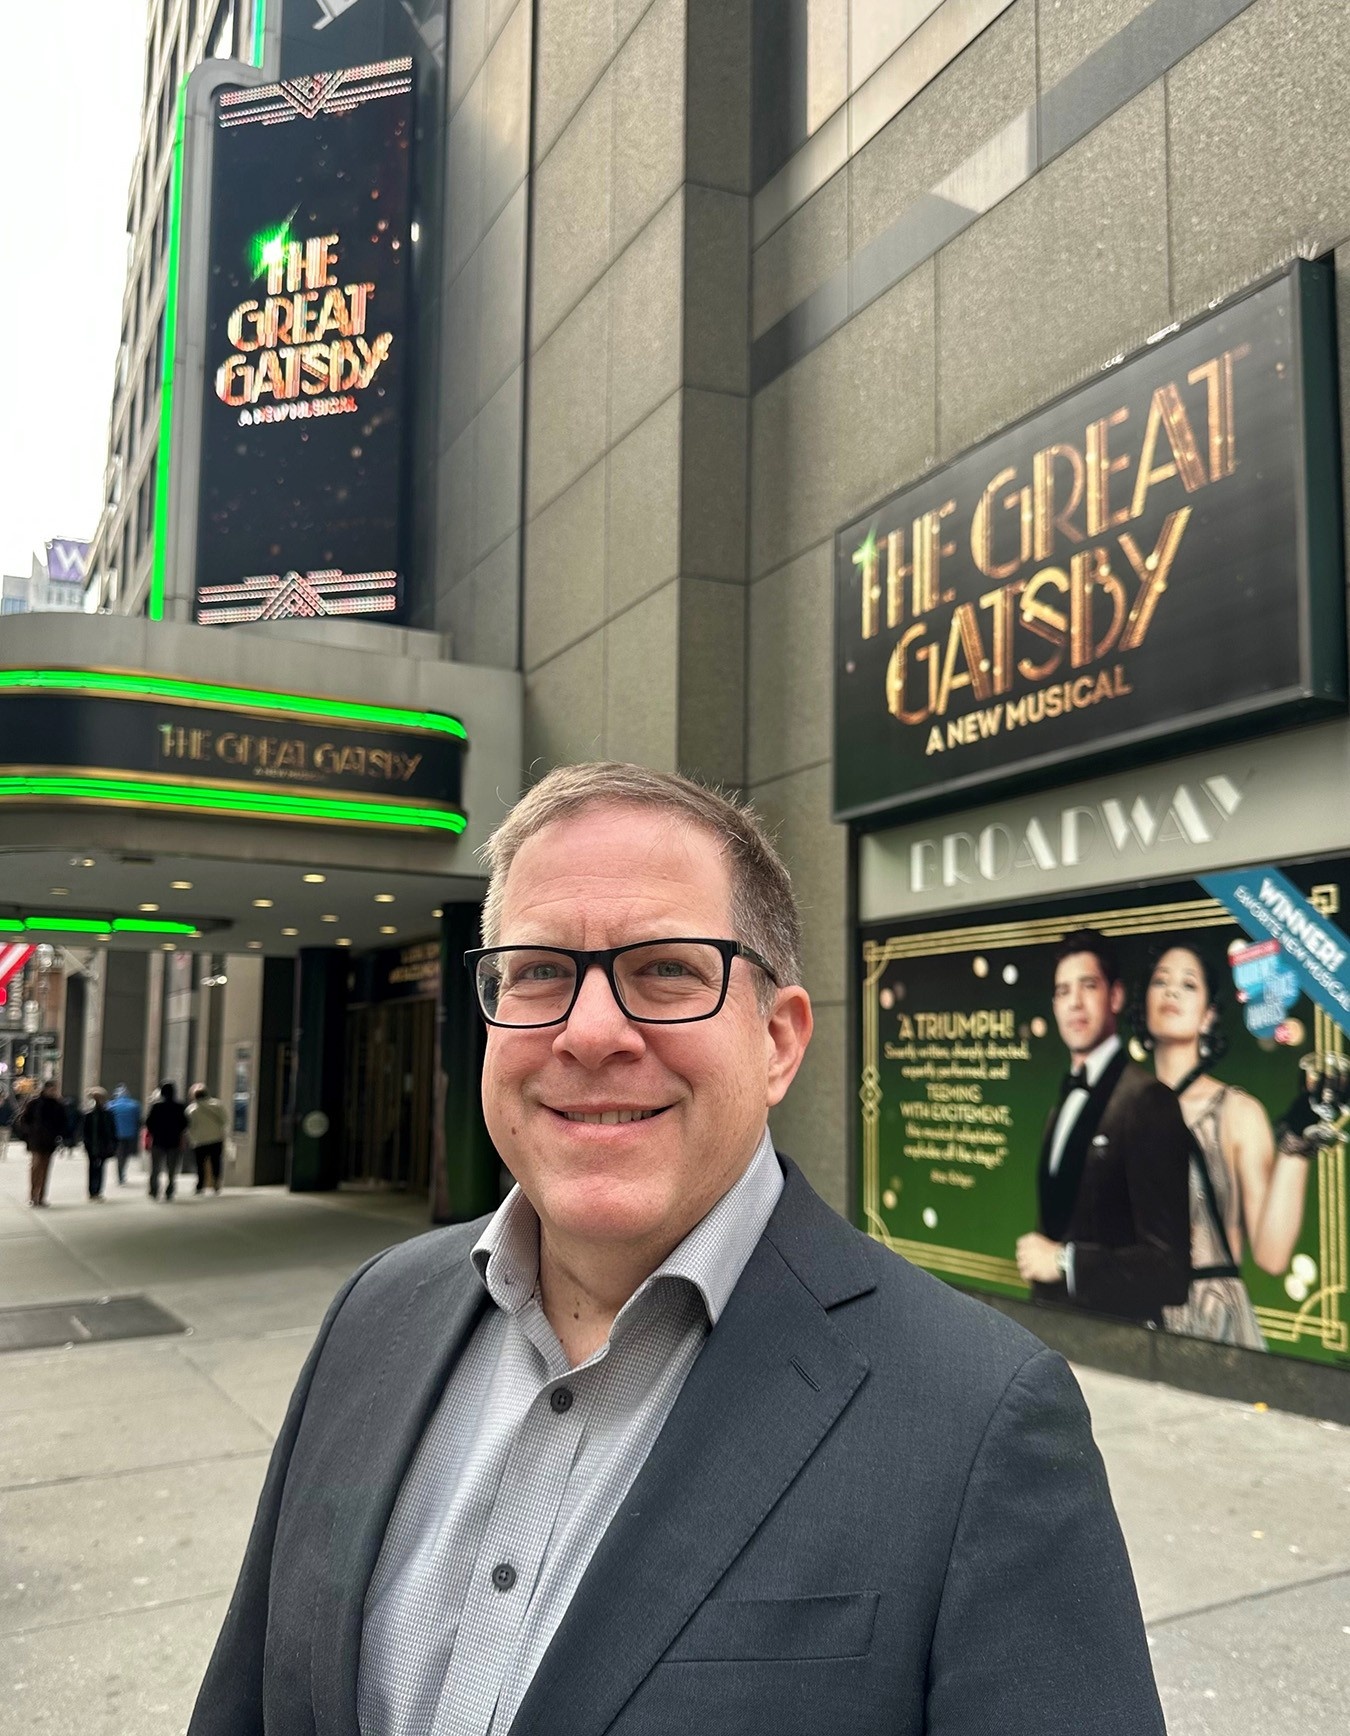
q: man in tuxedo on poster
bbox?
[1017,927,1192,1323]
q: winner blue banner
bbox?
[1199,866,1350,1031]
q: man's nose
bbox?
[554,964,644,1061]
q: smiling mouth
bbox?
[557,1107,669,1125]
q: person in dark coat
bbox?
[17,1081,68,1207]
[82,1088,118,1200]
[145,1081,191,1201]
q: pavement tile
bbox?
[1099,1402,1350,1625]
[0,1341,204,1418]
[1,1455,266,1634]
[2,1593,229,1736]
[147,1266,356,1341]
[0,1383,271,1488]
[0,1240,107,1310]
[1073,1364,1238,1437]
[175,1327,312,1389]
[1149,1573,1350,1736]
[214,1377,297,1440]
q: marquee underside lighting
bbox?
[0,774,467,834]
[0,669,467,739]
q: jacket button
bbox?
[491,1562,517,1592]
[550,1387,574,1413]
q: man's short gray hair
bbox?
[479,763,803,1001]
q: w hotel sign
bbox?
[834,263,1347,822]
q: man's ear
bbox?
[766,986,813,1108]
[1109,980,1127,1017]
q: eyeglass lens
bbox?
[476,942,728,1024]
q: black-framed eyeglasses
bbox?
[463,938,779,1028]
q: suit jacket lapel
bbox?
[508,1162,874,1736]
[310,1248,490,1736]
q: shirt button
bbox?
[550,1387,574,1414]
[491,1562,517,1592]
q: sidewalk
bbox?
[1,1148,1346,1735]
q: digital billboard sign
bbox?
[834,263,1346,821]
[195,58,414,626]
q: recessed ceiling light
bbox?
[432,907,443,918]
[49,887,69,896]
[161,942,175,951]
[281,927,298,937]
[321,913,339,923]
[252,898,274,908]
[79,858,96,868]
[139,902,160,912]
[303,873,326,884]
[374,893,395,903]
[379,925,397,935]
[336,937,352,947]
[170,880,193,890]
[247,940,263,949]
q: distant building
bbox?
[0,541,90,616]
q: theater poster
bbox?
[858,857,1350,1367]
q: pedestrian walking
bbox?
[144,1082,190,1202]
[16,1081,68,1208]
[107,1083,141,1184]
[186,1083,229,1194]
[82,1087,118,1200]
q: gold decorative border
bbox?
[860,896,1348,1353]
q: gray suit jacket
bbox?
[188,1157,1164,1735]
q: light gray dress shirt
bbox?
[356,1127,783,1736]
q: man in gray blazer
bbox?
[189,763,1165,1736]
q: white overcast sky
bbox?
[0,2,146,577]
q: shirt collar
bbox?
[1081,1032,1121,1087]
[471,1126,783,1328]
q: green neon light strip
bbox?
[8,917,198,937]
[0,776,466,834]
[0,920,21,932]
[149,78,189,622]
[151,4,266,618]
[0,670,467,739]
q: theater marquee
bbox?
[0,670,466,834]
[834,263,1347,822]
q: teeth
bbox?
[562,1108,662,1124]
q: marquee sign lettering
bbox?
[834,263,1347,822]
